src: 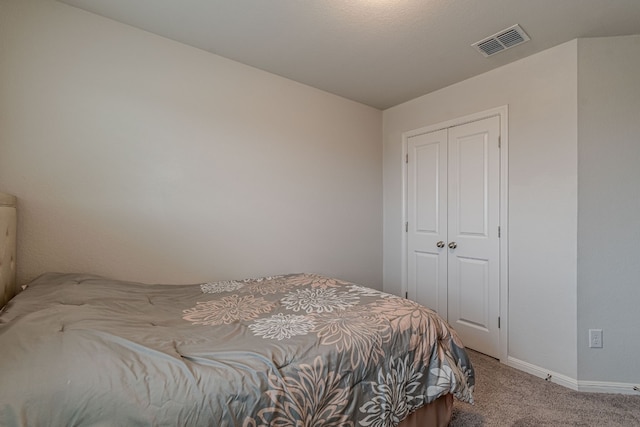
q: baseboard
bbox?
[506,356,579,390]
[577,380,640,395]
[506,357,640,395]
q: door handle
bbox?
[436,241,445,248]
[448,241,457,249]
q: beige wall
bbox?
[0,0,383,288]
[577,35,640,384]
[383,41,579,379]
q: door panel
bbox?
[407,129,448,316]
[457,135,488,235]
[447,116,500,358]
[413,251,441,314]
[415,143,439,232]
[454,256,489,331]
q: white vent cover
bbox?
[472,24,530,57]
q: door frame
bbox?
[401,105,509,362]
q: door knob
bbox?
[436,241,445,248]
[448,241,457,249]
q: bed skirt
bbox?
[398,394,454,427]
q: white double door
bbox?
[407,116,500,358]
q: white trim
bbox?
[577,380,640,395]
[507,356,640,395]
[507,356,579,391]
[401,105,509,362]
[400,133,409,300]
[498,106,509,364]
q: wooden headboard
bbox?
[0,193,17,309]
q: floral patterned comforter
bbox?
[0,273,474,427]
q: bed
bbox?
[0,194,474,427]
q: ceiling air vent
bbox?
[472,24,530,57]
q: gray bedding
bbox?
[0,273,474,426]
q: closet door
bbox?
[406,115,500,358]
[447,116,500,358]
[407,129,448,316]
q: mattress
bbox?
[0,272,474,426]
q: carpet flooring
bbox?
[450,350,640,426]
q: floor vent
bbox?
[472,24,530,57]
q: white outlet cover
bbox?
[589,329,603,348]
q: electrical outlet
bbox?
[589,329,603,348]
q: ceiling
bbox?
[58,0,640,110]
